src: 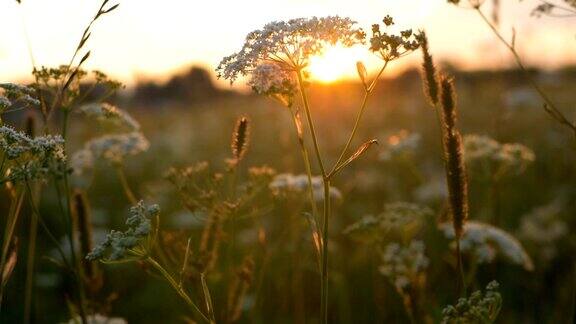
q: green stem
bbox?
[288,107,322,267]
[321,178,331,324]
[456,238,467,297]
[24,184,39,324]
[331,61,389,174]
[0,187,25,312]
[476,8,576,137]
[296,68,331,323]
[145,257,211,323]
[296,69,326,176]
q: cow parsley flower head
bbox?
[78,103,140,131]
[87,201,159,261]
[379,240,429,293]
[441,281,502,324]
[369,16,423,61]
[0,126,68,182]
[71,132,149,173]
[464,134,535,177]
[269,173,342,202]
[63,314,127,324]
[344,202,432,242]
[0,96,11,111]
[0,83,40,107]
[519,200,568,262]
[441,221,534,271]
[217,16,365,83]
[248,62,297,106]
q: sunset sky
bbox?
[1,0,575,87]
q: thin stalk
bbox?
[331,61,389,173]
[116,166,137,205]
[23,184,39,324]
[321,179,331,324]
[296,69,326,176]
[295,68,330,324]
[145,257,211,323]
[200,273,217,323]
[476,8,576,137]
[455,238,467,297]
[0,187,25,311]
[288,107,322,265]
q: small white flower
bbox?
[78,103,140,131]
[441,221,534,271]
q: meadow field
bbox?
[2,0,576,323]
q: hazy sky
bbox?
[1,0,575,87]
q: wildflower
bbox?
[0,83,40,107]
[344,202,432,242]
[379,240,429,293]
[216,16,365,82]
[247,62,297,106]
[440,221,534,271]
[62,313,127,324]
[519,200,568,262]
[369,17,422,62]
[0,126,68,182]
[78,103,140,131]
[0,96,11,111]
[463,134,535,176]
[71,132,149,173]
[441,281,502,324]
[87,201,159,261]
[269,173,342,202]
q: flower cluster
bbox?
[463,134,535,177]
[0,83,40,108]
[269,173,342,202]
[87,201,159,261]
[344,202,432,242]
[441,281,502,324]
[379,240,429,292]
[63,314,127,324]
[216,16,365,82]
[441,221,534,271]
[71,132,149,174]
[247,62,297,106]
[519,200,568,262]
[379,130,421,161]
[0,126,68,182]
[78,103,140,131]
[369,15,423,61]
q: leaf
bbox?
[200,273,216,322]
[330,139,378,177]
[77,32,91,50]
[294,109,304,143]
[102,3,120,14]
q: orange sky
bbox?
[1,0,575,88]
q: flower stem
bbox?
[456,238,467,297]
[289,107,322,267]
[331,61,388,174]
[321,178,331,324]
[476,8,576,137]
[145,257,212,323]
[295,68,330,324]
[24,184,39,324]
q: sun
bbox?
[307,45,367,83]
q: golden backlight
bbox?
[307,45,368,83]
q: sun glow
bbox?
[307,45,368,83]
